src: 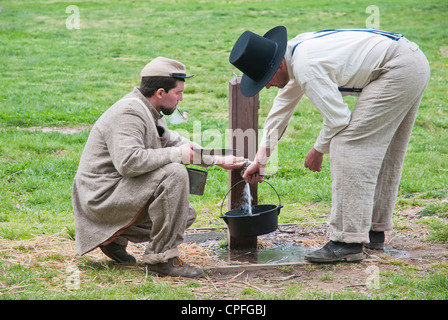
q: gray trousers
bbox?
[329,38,430,243]
[113,163,196,264]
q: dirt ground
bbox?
[184,205,448,299]
[21,126,92,134]
[201,230,448,299]
[1,205,447,299]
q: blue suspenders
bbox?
[291,29,404,93]
[291,29,404,56]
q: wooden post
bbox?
[228,76,259,250]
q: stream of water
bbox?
[241,182,253,215]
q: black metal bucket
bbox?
[220,180,283,237]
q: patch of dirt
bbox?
[20,126,92,134]
[440,46,448,57]
[0,206,447,299]
[193,206,448,299]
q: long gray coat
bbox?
[72,87,190,255]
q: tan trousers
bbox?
[113,163,196,264]
[329,38,430,243]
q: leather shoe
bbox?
[364,231,385,250]
[100,242,136,263]
[146,257,205,278]
[305,241,363,263]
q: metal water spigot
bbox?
[240,159,252,177]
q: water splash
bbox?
[241,183,253,215]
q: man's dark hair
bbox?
[139,76,185,98]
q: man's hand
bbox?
[215,155,245,170]
[179,143,196,164]
[304,147,323,172]
[241,146,271,184]
[179,143,245,169]
[242,162,265,184]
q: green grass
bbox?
[0,129,85,239]
[0,261,196,299]
[0,0,447,300]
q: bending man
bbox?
[230,26,429,262]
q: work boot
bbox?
[146,257,205,278]
[305,241,363,263]
[364,231,385,250]
[100,242,136,264]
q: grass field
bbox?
[0,0,447,301]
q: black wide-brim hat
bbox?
[229,26,287,97]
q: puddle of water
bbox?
[184,230,227,246]
[218,245,308,264]
[184,229,412,264]
[383,249,410,259]
[184,230,309,264]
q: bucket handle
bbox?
[220,180,282,216]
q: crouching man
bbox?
[72,57,243,278]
